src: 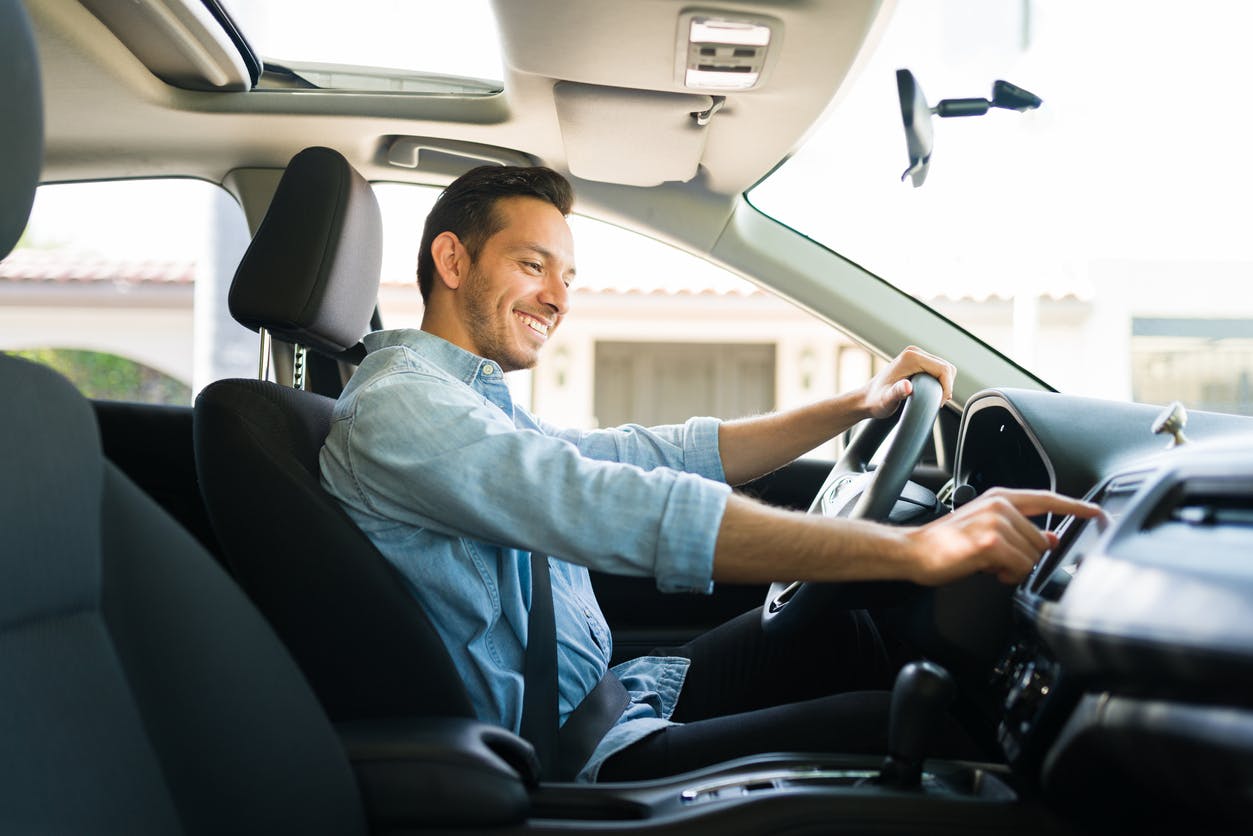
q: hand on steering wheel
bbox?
[761,373,945,633]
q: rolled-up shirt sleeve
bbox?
[537,416,726,485]
[336,370,730,593]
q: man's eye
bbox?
[524,261,542,272]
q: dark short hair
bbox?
[416,165,574,301]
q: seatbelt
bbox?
[520,552,559,778]
[520,553,631,782]
[556,667,630,780]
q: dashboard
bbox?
[945,389,1253,826]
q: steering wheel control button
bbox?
[952,483,977,508]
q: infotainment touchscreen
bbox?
[1029,476,1142,599]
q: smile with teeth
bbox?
[515,311,551,338]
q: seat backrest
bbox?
[0,356,371,835]
[195,377,476,719]
[0,8,366,829]
[194,146,475,722]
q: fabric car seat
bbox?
[193,146,477,723]
[0,352,374,835]
[0,6,532,828]
[0,4,366,831]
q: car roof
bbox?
[29,0,889,243]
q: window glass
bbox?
[7,348,191,404]
[223,0,503,89]
[0,179,253,405]
[373,182,879,458]
[749,0,1253,416]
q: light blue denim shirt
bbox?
[319,329,732,780]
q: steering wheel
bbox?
[761,373,945,633]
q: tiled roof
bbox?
[0,249,196,285]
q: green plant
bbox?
[7,348,191,405]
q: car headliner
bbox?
[30,0,888,240]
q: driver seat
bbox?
[192,147,478,724]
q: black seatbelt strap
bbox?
[520,553,632,781]
[556,668,630,780]
[520,552,559,779]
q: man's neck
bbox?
[420,306,478,359]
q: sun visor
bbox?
[554,82,714,187]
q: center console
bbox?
[991,471,1146,767]
[342,662,1068,835]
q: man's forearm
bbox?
[716,346,958,487]
[717,390,870,486]
[709,488,1102,589]
[710,493,911,584]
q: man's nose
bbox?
[539,273,570,316]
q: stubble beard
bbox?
[461,263,537,372]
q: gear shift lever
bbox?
[878,661,955,789]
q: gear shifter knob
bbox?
[879,661,955,788]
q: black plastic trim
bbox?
[200,0,262,87]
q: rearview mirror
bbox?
[896,69,933,187]
[896,69,1042,188]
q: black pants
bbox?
[598,606,901,781]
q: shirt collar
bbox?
[363,328,511,406]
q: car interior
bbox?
[4,0,1253,833]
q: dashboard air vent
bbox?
[1145,477,1253,530]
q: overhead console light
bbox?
[677,10,779,91]
[690,19,771,47]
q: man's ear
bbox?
[430,231,466,290]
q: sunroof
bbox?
[220,0,504,94]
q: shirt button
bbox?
[482,364,495,376]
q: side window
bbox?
[372,182,882,459]
[0,179,253,405]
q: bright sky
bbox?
[752,0,1253,299]
[222,0,504,80]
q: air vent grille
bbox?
[1146,477,1253,530]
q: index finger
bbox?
[989,488,1103,520]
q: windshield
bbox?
[750,0,1253,416]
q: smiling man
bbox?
[319,165,1098,782]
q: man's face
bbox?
[457,196,575,372]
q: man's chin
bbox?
[494,350,540,374]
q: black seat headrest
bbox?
[229,146,382,355]
[0,0,43,260]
